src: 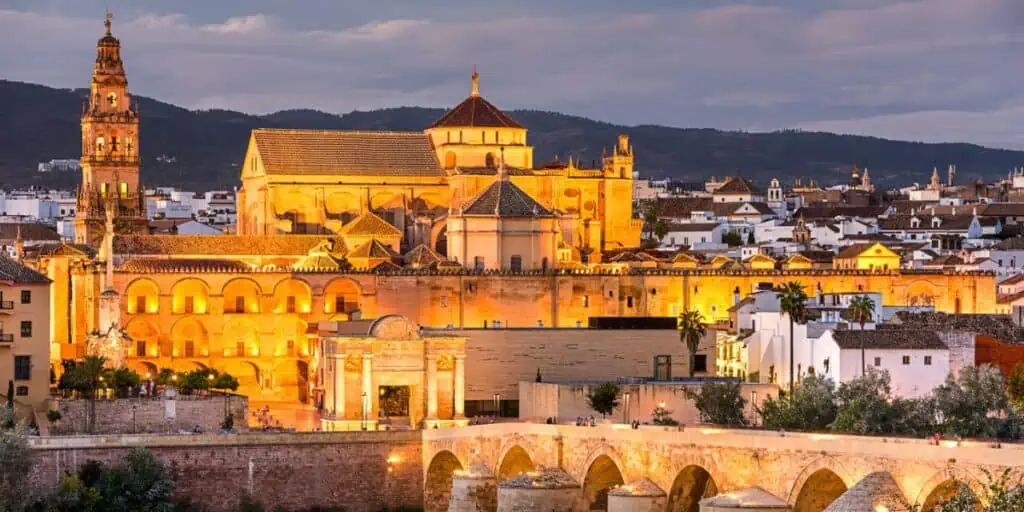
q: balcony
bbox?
[0,300,13,312]
[0,332,13,343]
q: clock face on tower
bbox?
[107,92,118,108]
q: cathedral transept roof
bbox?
[251,129,444,177]
[339,212,402,237]
[459,179,553,217]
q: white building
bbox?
[661,222,725,250]
[810,329,949,398]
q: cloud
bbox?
[0,1,1019,149]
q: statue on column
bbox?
[86,204,131,368]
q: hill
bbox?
[2,79,1022,190]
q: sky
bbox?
[1,0,1022,149]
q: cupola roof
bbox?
[429,70,523,129]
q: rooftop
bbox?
[251,129,444,177]
[113,235,344,256]
[831,329,946,350]
[0,256,51,283]
[459,179,553,217]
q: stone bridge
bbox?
[422,424,1024,512]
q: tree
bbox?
[759,374,837,431]
[642,204,658,241]
[155,369,175,387]
[0,408,35,512]
[778,282,808,395]
[723,230,742,247]
[213,373,240,392]
[845,294,876,376]
[106,368,140,398]
[678,310,707,377]
[59,356,108,433]
[96,448,176,512]
[1009,363,1024,413]
[653,219,669,243]
[686,381,747,426]
[587,382,621,418]
[830,369,934,436]
[938,469,1024,512]
[933,366,1013,439]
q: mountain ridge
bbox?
[1,79,1021,190]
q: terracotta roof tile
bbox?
[460,179,553,217]
[404,244,443,267]
[348,239,399,259]
[113,235,344,256]
[252,129,444,176]
[340,212,401,237]
[430,95,523,129]
[118,258,253,273]
[0,256,50,283]
[0,223,61,242]
[714,177,760,195]
[891,312,1024,342]
[832,329,946,350]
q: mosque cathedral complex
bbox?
[28,17,997,406]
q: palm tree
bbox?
[778,282,808,395]
[678,310,707,377]
[846,294,876,376]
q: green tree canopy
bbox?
[760,374,837,430]
[587,382,621,418]
[686,381,748,426]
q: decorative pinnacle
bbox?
[105,11,113,35]
[471,65,480,97]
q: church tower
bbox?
[74,13,147,245]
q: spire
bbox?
[14,225,23,262]
[497,146,508,182]
[471,65,480,97]
[104,11,113,36]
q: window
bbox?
[334,296,345,314]
[20,291,30,304]
[136,341,146,357]
[135,296,147,313]
[473,257,485,271]
[184,341,194,358]
[184,296,195,314]
[541,258,548,271]
[510,255,522,272]
[924,355,932,366]
[654,355,672,381]
[626,296,634,308]
[20,321,31,338]
[874,357,881,367]
[693,355,708,373]
[582,295,590,308]
[286,296,296,313]
[235,296,246,313]
[15,386,27,396]
[14,356,30,380]
[902,355,911,365]
[236,341,245,357]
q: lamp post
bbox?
[361,392,368,431]
[132,404,137,434]
[623,392,631,424]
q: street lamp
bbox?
[361,392,368,431]
[132,404,137,434]
[623,392,631,424]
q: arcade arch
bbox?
[125,318,159,358]
[171,278,210,315]
[169,317,209,359]
[223,318,260,357]
[222,278,262,314]
[323,278,360,315]
[273,278,312,314]
[125,278,159,314]
[497,445,535,482]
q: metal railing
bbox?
[0,300,13,310]
[0,332,14,342]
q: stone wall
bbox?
[31,431,423,512]
[52,395,248,435]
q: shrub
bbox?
[933,366,1013,439]
[0,408,35,511]
[46,410,62,424]
[759,375,836,431]
[686,381,747,426]
[651,404,679,426]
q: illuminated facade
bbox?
[32,16,1000,407]
[235,71,642,262]
[74,14,147,245]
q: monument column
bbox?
[361,353,374,420]
[454,354,466,418]
[426,355,439,419]
[332,355,345,419]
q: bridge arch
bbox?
[792,468,848,512]
[667,464,719,512]
[496,445,535,482]
[787,455,855,504]
[914,467,984,512]
[424,450,463,512]
[583,454,625,512]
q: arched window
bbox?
[485,153,496,169]
[510,255,523,272]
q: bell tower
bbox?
[74,12,147,245]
